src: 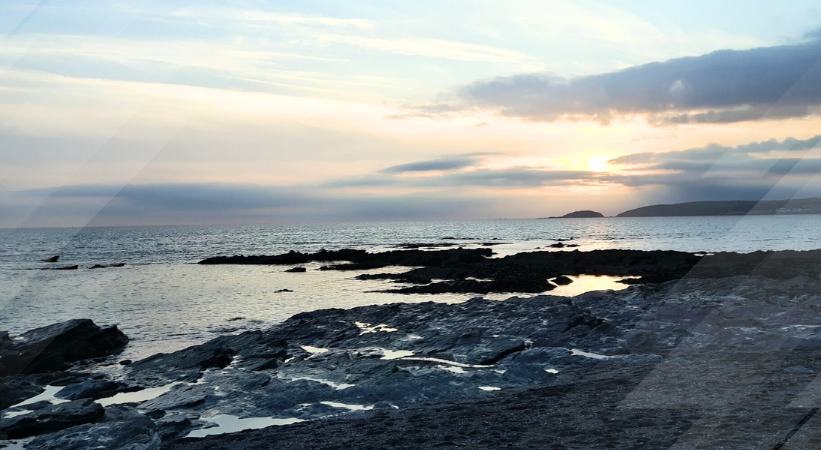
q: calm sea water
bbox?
[2,216,820,360]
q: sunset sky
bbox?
[2,0,821,226]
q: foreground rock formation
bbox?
[0,319,128,377]
[3,249,821,448]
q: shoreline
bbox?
[2,247,821,448]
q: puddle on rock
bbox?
[287,376,355,390]
[379,349,414,360]
[5,385,68,412]
[320,401,374,411]
[97,382,182,407]
[549,275,639,297]
[355,322,398,334]
[186,414,303,438]
[570,348,615,360]
[397,356,494,369]
[300,345,329,356]
[479,386,501,392]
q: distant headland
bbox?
[545,210,605,219]
[617,198,821,217]
[547,198,821,218]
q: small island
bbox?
[546,210,605,219]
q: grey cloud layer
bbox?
[604,135,821,201]
[2,183,495,227]
[381,156,478,173]
[5,135,821,226]
[454,35,821,123]
[335,134,821,202]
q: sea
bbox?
[2,215,821,361]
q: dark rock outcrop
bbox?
[154,273,821,449]
[0,398,104,439]
[42,265,79,271]
[89,263,126,269]
[0,376,45,410]
[25,405,159,449]
[0,319,129,376]
[56,379,133,400]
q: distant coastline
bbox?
[547,198,821,218]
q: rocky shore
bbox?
[2,248,821,448]
[200,247,821,293]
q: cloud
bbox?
[1,182,500,227]
[335,134,821,204]
[381,156,479,173]
[450,34,821,124]
[237,12,373,29]
[316,34,537,64]
[610,135,821,165]
[606,134,821,202]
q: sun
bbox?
[587,155,610,172]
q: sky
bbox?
[2,0,821,227]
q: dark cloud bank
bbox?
[451,32,821,124]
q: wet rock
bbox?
[128,332,270,384]
[200,248,492,270]
[0,319,129,376]
[285,267,307,273]
[0,376,45,409]
[56,379,132,400]
[25,405,159,450]
[157,415,193,441]
[139,384,212,412]
[89,263,126,269]
[0,331,11,350]
[42,265,79,270]
[0,398,104,439]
